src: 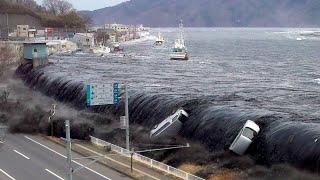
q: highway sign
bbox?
[86,83,122,106]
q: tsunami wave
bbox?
[16,62,320,173]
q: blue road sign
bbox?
[86,83,122,106]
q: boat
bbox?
[155,32,165,45]
[91,45,111,55]
[170,20,189,60]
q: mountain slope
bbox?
[85,0,320,27]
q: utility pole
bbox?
[125,84,130,150]
[6,13,9,40]
[65,120,73,180]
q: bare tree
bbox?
[42,0,73,15]
[22,0,39,10]
[56,0,72,15]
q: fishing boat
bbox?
[155,32,165,45]
[170,20,189,60]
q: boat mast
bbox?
[179,20,183,40]
[179,19,185,47]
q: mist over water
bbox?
[17,28,320,172]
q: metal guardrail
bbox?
[90,136,204,180]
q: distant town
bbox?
[0,0,150,55]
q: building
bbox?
[105,23,129,33]
[28,28,37,38]
[72,33,94,49]
[17,25,29,37]
[23,42,48,68]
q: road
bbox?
[0,134,132,180]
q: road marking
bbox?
[24,136,111,180]
[0,168,16,180]
[75,144,161,180]
[45,169,64,180]
[13,150,30,160]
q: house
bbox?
[17,25,29,37]
[23,42,48,68]
[72,33,94,49]
[28,28,37,38]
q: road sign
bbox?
[86,83,121,106]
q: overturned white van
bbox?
[229,120,260,155]
[150,109,189,140]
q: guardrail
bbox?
[90,136,204,180]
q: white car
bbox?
[150,109,189,139]
[229,120,260,155]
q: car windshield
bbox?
[242,127,256,140]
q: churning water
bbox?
[17,28,320,172]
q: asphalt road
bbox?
[0,134,132,180]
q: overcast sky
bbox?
[35,0,129,11]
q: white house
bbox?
[17,25,29,38]
[71,33,95,48]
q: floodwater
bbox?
[18,28,320,172]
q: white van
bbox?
[229,120,260,155]
[150,109,189,139]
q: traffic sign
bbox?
[86,83,122,106]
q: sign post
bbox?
[124,84,130,150]
[86,82,130,150]
[65,120,73,180]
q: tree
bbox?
[56,0,73,15]
[22,0,39,10]
[60,11,86,28]
[42,0,73,15]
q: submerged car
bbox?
[150,109,189,139]
[229,120,260,155]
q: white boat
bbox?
[170,20,189,60]
[91,45,111,55]
[155,32,165,45]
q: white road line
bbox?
[45,169,64,180]
[24,136,111,180]
[0,168,16,180]
[13,150,30,160]
[75,144,160,180]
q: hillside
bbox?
[84,0,320,27]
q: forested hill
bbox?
[84,0,320,27]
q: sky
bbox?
[35,0,129,11]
